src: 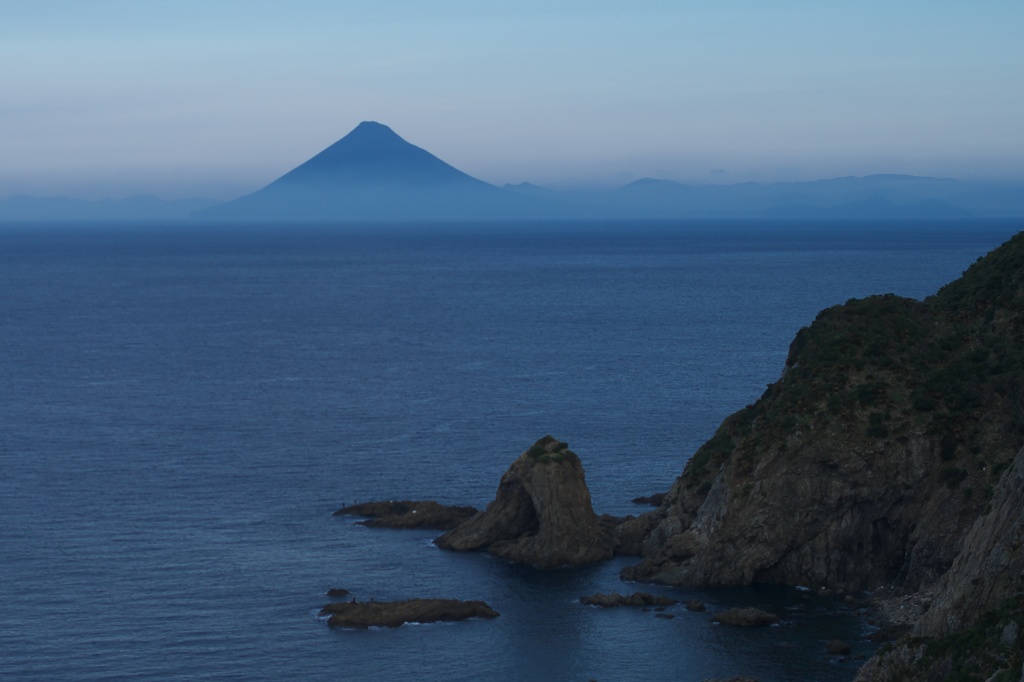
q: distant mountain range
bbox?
[4,121,1024,221]
[0,194,215,222]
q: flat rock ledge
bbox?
[580,592,678,608]
[319,598,499,629]
[710,607,779,627]
[333,500,478,531]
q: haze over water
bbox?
[4,3,1022,199]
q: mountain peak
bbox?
[195,121,526,220]
[344,120,404,144]
[260,120,484,190]
[354,120,389,131]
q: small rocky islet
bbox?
[330,231,1024,680]
[333,499,478,531]
[319,597,499,629]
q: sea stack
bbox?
[435,436,614,567]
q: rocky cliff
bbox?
[622,230,1024,679]
[435,436,615,567]
[853,445,1024,681]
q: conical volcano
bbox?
[270,121,490,189]
[197,122,537,220]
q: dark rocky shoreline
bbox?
[331,232,1024,679]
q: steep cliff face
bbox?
[916,445,1024,637]
[626,232,1024,595]
[435,436,614,567]
[853,446,1024,681]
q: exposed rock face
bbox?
[914,445,1024,637]
[319,598,498,629]
[435,436,614,567]
[333,500,478,530]
[580,592,677,608]
[710,607,779,627]
[610,512,662,556]
[856,445,1024,681]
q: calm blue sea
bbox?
[1,220,1019,681]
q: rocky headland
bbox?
[626,230,1024,679]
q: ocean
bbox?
[1,219,1018,681]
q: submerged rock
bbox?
[435,436,614,567]
[580,592,678,608]
[826,640,852,655]
[319,598,498,629]
[631,493,666,506]
[710,607,779,627]
[334,500,478,531]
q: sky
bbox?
[2,0,1023,200]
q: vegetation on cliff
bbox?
[687,231,1024,495]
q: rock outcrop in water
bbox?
[580,592,678,608]
[435,436,615,567]
[319,598,499,629]
[333,500,478,530]
[622,231,1024,679]
[710,607,780,628]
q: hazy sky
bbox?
[2,0,1023,199]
